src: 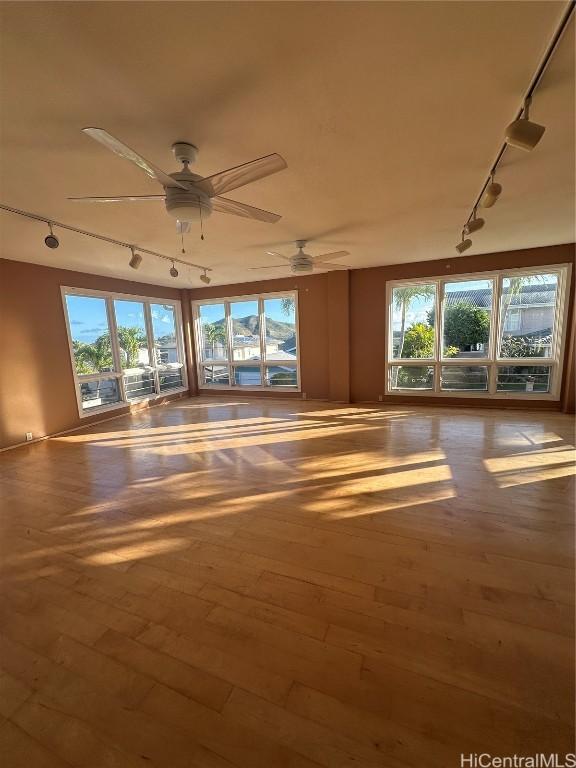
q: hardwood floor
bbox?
[0,396,574,767]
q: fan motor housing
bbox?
[165,170,212,221]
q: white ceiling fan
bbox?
[69,128,287,232]
[249,240,351,274]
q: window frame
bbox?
[385,264,571,400]
[61,286,188,418]
[192,290,301,392]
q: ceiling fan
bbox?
[249,240,351,274]
[69,128,287,232]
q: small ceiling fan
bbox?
[249,240,351,274]
[69,128,287,232]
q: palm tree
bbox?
[73,334,113,374]
[393,285,435,359]
[203,322,226,359]
[116,326,147,368]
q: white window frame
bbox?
[61,286,188,418]
[385,263,571,400]
[191,290,301,392]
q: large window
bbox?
[63,288,187,416]
[192,292,299,390]
[386,266,570,399]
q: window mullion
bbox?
[259,297,267,386]
[434,280,442,392]
[225,302,234,386]
[144,302,160,395]
[107,297,127,403]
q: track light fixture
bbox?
[505,97,545,152]
[454,1,573,253]
[481,177,503,209]
[169,262,179,278]
[128,247,142,270]
[200,270,211,285]
[455,232,472,254]
[464,210,485,235]
[44,223,59,249]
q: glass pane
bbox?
[497,365,551,393]
[499,273,558,359]
[441,366,488,391]
[198,303,227,361]
[65,295,114,375]
[264,297,297,360]
[231,300,261,361]
[389,366,434,390]
[203,365,230,386]
[113,300,151,368]
[266,365,298,387]
[80,378,121,411]
[150,304,184,392]
[234,366,262,386]
[113,299,155,400]
[391,284,436,359]
[443,279,492,358]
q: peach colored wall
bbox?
[0,259,187,449]
[350,243,576,409]
[2,242,574,449]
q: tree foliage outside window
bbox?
[401,323,434,358]
[443,302,490,350]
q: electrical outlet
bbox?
[378,395,383,402]
[302,392,307,400]
[25,432,33,441]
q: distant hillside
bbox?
[213,315,294,341]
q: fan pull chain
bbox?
[181,231,185,254]
[198,197,205,241]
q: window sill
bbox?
[386,389,558,400]
[79,386,188,418]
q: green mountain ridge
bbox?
[213,314,295,341]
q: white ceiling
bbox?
[0,1,574,288]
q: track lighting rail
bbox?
[462,0,574,234]
[0,202,212,273]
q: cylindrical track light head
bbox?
[464,215,485,235]
[44,223,59,249]
[129,248,142,270]
[169,263,179,278]
[481,182,502,208]
[200,271,211,285]
[505,98,545,152]
[455,237,472,254]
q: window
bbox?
[63,288,187,416]
[192,292,300,390]
[386,266,570,399]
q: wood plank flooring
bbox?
[0,396,574,766]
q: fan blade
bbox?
[266,251,291,261]
[176,220,191,234]
[68,195,164,202]
[314,261,351,270]
[195,153,287,197]
[312,250,350,261]
[212,196,281,223]
[248,265,289,270]
[82,128,188,190]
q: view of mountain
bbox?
[212,315,295,341]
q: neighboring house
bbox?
[445,283,556,337]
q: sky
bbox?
[66,295,176,343]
